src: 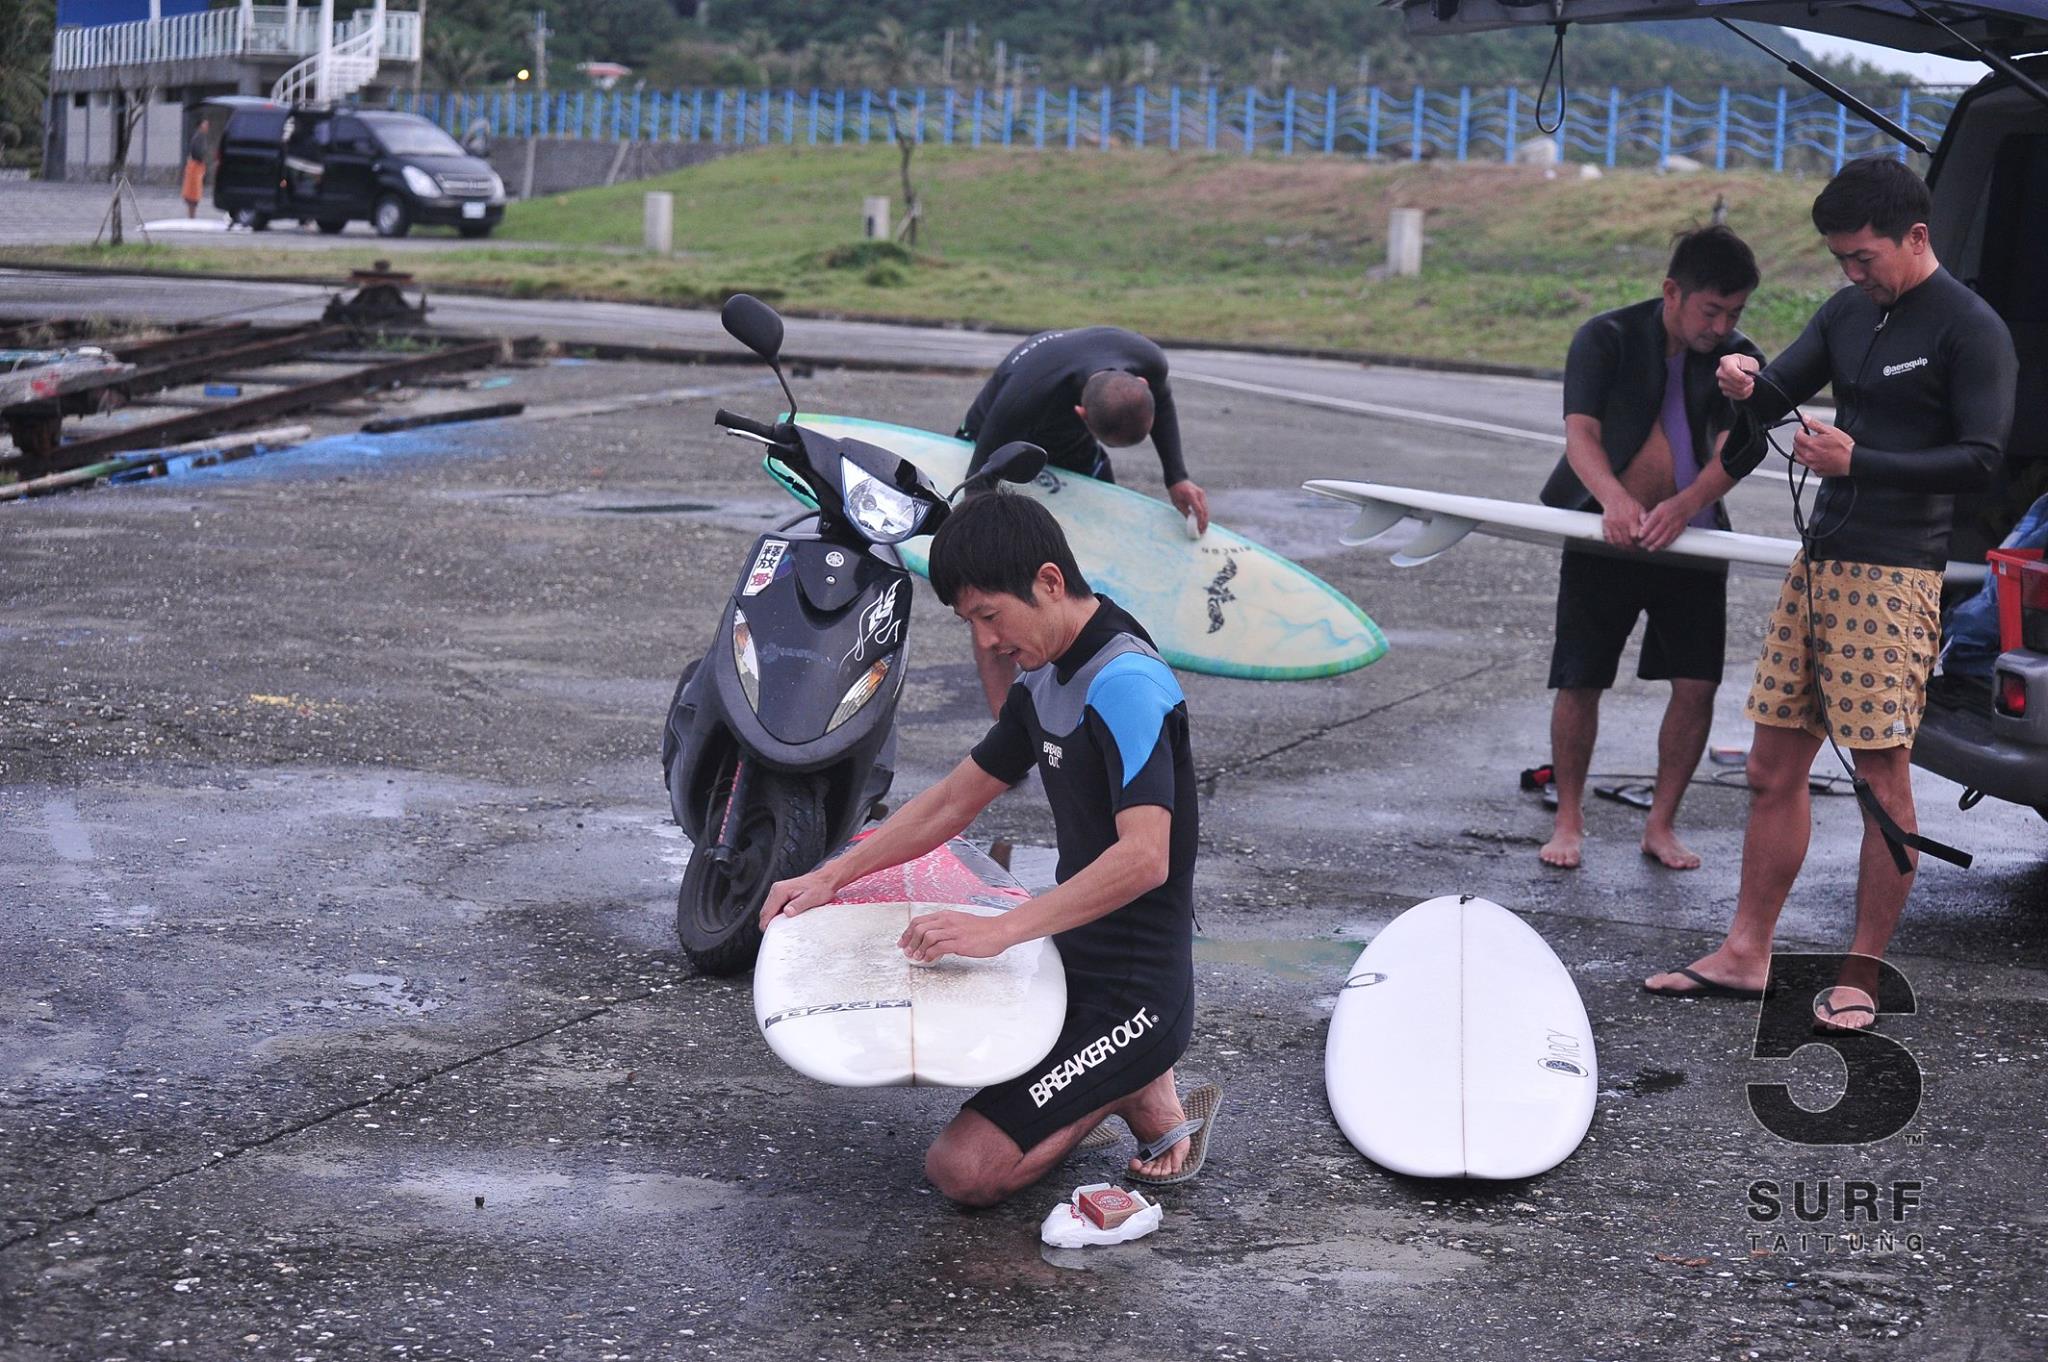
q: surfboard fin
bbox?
[1338,499,1411,546]
[1390,514,1479,567]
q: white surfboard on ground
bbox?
[1325,895,1596,1180]
[753,839,1065,1088]
[1304,479,1987,586]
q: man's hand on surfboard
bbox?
[899,908,1015,964]
[1167,480,1210,536]
[760,869,841,929]
[1600,492,1646,547]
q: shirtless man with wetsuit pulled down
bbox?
[957,327,1210,714]
[1541,226,1766,871]
[1645,157,2017,1029]
[760,492,1210,1206]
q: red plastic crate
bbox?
[1987,547,2048,653]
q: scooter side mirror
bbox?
[720,293,784,363]
[984,440,1048,485]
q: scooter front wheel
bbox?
[676,768,827,975]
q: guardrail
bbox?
[53,6,419,73]
[393,81,1960,172]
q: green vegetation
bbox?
[3,146,1848,368]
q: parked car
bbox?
[1389,0,2048,824]
[212,103,505,239]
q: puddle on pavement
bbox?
[588,501,716,515]
[390,1167,738,1218]
[283,973,441,1016]
[1194,935,1366,979]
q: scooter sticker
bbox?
[843,581,905,665]
[743,540,788,597]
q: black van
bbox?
[1387,0,2048,823]
[213,103,505,239]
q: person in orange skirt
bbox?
[182,116,211,218]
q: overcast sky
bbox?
[1791,30,1990,85]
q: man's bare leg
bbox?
[925,1068,1191,1208]
[1645,721,1820,994]
[974,641,1018,719]
[1642,678,1717,870]
[1813,745,1918,1030]
[1542,688,1600,868]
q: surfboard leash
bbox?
[1750,368,1971,874]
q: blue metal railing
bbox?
[394,82,1961,172]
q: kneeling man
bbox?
[761,492,1205,1206]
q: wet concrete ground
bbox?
[3,339,2046,1360]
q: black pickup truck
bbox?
[1386,0,2048,827]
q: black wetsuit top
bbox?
[1743,268,2016,571]
[958,328,1189,485]
[1543,296,1766,528]
[969,597,1197,995]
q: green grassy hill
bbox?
[11,145,1849,368]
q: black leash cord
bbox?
[1748,366,1972,873]
[1536,24,1568,136]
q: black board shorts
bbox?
[1549,545,1727,690]
[965,979,1192,1153]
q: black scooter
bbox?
[660,295,1044,974]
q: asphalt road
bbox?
[2,272,2044,1361]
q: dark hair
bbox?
[1079,370,1154,447]
[928,490,1092,607]
[1666,224,1759,296]
[1811,157,1932,243]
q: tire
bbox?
[317,218,347,235]
[457,222,493,239]
[676,766,827,975]
[372,195,412,238]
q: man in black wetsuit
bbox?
[1541,226,1765,873]
[958,327,1210,714]
[1644,158,2017,1029]
[760,492,1206,1206]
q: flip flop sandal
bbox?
[1641,966,1764,1001]
[1813,988,1879,1035]
[1127,1080,1222,1187]
[1074,1117,1126,1152]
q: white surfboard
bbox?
[1325,895,1596,1180]
[1304,479,1988,587]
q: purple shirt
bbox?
[1662,350,1715,529]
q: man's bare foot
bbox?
[1540,827,1583,868]
[1643,948,1768,997]
[1115,1069,1190,1182]
[1640,828,1702,870]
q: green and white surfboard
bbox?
[767,414,1388,682]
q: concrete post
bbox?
[863,195,890,240]
[1387,207,1423,277]
[643,190,674,255]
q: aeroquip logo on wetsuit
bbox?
[1881,357,1930,378]
[1028,1006,1158,1109]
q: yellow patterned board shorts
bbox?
[1745,554,1943,749]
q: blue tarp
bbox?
[56,0,211,28]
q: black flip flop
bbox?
[1642,966,1764,1001]
[1812,987,1880,1035]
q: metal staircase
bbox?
[272,0,385,107]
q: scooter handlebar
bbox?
[714,409,780,440]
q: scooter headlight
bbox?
[841,462,924,544]
[828,655,892,732]
[731,608,761,710]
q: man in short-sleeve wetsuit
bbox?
[957,327,1211,714]
[1645,157,2017,1030]
[760,492,1207,1207]
[1541,226,1766,872]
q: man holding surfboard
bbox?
[957,327,1211,714]
[759,492,1213,1206]
[1645,158,2016,1028]
[1539,226,1766,872]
